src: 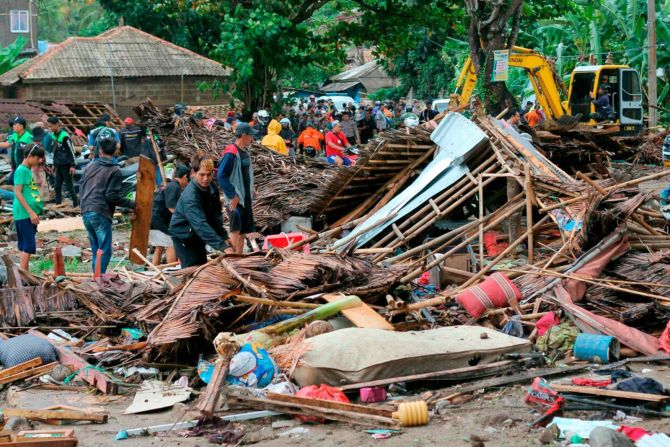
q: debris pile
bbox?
[0,100,669,444]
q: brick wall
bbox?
[5,76,231,115]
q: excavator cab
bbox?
[567,66,643,134]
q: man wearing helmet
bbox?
[279,118,297,156]
[253,110,270,139]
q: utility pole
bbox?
[647,0,657,127]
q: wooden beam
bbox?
[4,407,108,423]
[323,294,394,330]
[0,358,42,379]
[551,384,670,402]
[129,155,156,265]
[0,362,56,385]
[27,329,116,394]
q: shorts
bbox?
[149,229,173,248]
[15,218,37,254]
[228,204,255,234]
[327,155,352,166]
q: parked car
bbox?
[318,95,358,112]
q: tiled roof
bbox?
[0,26,230,86]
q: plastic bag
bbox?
[295,384,350,423]
[226,342,278,388]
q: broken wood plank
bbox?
[323,294,394,330]
[4,407,108,423]
[551,384,670,402]
[0,362,57,385]
[197,358,228,419]
[27,329,117,394]
[0,358,42,379]
[90,341,148,353]
[129,155,156,265]
[429,364,588,404]
[37,217,86,233]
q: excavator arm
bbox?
[452,46,569,121]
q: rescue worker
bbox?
[47,116,78,206]
[340,111,359,145]
[261,119,288,155]
[278,118,297,156]
[169,153,229,267]
[218,123,255,254]
[297,121,325,156]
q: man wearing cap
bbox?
[149,164,190,264]
[218,123,255,254]
[119,117,144,159]
[0,116,33,183]
[47,116,78,206]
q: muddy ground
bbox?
[2,363,668,447]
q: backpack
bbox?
[92,127,116,157]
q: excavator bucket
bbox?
[539,114,582,131]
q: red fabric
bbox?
[222,143,239,157]
[661,320,670,354]
[554,285,662,355]
[571,378,612,387]
[325,131,349,158]
[295,385,350,423]
[483,231,509,256]
[456,272,521,318]
[617,426,651,442]
[536,311,560,336]
[562,238,629,302]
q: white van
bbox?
[318,95,357,112]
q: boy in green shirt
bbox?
[13,144,45,270]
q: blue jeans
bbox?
[83,211,113,274]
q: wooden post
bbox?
[53,246,65,277]
[129,155,156,265]
[525,164,534,264]
[478,174,485,268]
[148,130,167,187]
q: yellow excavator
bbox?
[452,46,644,134]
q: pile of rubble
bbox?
[0,102,669,445]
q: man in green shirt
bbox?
[0,116,33,184]
[13,144,45,270]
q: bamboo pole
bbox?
[478,174,485,268]
[542,168,670,213]
[525,164,534,264]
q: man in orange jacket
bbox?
[297,121,325,156]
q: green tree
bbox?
[38,0,115,42]
[0,37,28,75]
[99,0,346,110]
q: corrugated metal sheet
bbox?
[321,81,361,92]
[0,26,230,86]
[334,113,488,249]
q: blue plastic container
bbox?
[574,333,620,363]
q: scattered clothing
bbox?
[615,377,665,395]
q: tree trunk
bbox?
[465,0,524,115]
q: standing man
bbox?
[170,153,229,267]
[149,164,190,265]
[218,123,255,254]
[0,116,33,183]
[88,114,120,158]
[119,117,144,159]
[339,111,359,145]
[13,144,45,270]
[47,117,78,207]
[375,105,388,133]
[357,108,376,145]
[80,138,135,274]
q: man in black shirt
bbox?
[119,117,144,159]
[149,164,190,265]
[169,154,229,267]
[357,108,376,145]
[47,116,78,206]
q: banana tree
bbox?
[0,37,28,75]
